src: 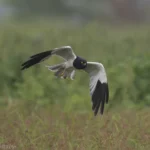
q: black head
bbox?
[73,56,87,69]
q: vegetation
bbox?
[0,22,150,149]
[1,104,150,150]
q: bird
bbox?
[21,46,109,116]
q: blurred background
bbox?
[1,0,150,23]
[0,0,150,112]
[1,1,150,149]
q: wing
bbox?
[21,46,76,70]
[84,62,109,116]
[53,46,76,60]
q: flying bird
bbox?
[21,46,109,115]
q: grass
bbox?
[0,102,150,150]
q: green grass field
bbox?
[0,21,150,149]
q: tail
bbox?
[46,64,75,80]
[21,50,53,70]
[46,64,66,78]
[45,63,64,72]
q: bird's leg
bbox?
[54,68,64,77]
[60,69,69,79]
[62,71,67,79]
[54,68,67,78]
[55,68,72,79]
[60,69,66,76]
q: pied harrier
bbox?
[21,46,109,116]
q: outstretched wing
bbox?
[84,62,109,116]
[21,46,76,70]
[53,46,76,60]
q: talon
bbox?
[60,70,65,76]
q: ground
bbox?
[0,102,150,150]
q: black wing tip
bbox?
[92,81,109,116]
[21,59,30,68]
[30,50,52,58]
[21,50,52,71]
[21,67,25,70]
[21,64,30,70]
[21,58,34,70]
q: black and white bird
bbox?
[21,46,109,115]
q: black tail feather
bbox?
[21,50,52,70]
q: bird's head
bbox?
[73,56,87,69]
